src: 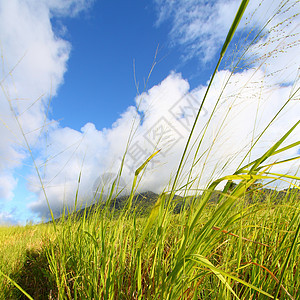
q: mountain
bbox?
[52,187,299,222]
[57,191,184,222]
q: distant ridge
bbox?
[51,191,184,222]
[52,187,299,222]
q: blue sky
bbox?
[0,0,299,224]
[51,0,213,131]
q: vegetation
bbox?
[1,0,299,299]
[0,224,55,299]
[0,188,299,299]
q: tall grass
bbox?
[0,0,299,299]
[0,224,55,299]
[3,188,296,299]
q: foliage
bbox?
[0,188,299,299]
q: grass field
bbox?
[0,0,299,299]
[0,188,299,299]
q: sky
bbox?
[0,0,299,225]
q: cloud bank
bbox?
[29,67,299,218]
[0,0,299,221]
[0,0,92,223]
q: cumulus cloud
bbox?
[29,69,299,218]
[0,0,92,211]
[27,0,300,219]
[0,0,299,220]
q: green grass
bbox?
[1,0,300,298]
[0,189,299,299]
[0,224,55,299]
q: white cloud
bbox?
[245,0,300,85]
[27,0,300,218]
[43,0,94,17]
[0,0,92,208]
[0,174,17,200]
[0,0,299,221]
[29,69,299,218]
[154,0,300,79]
[154,0,240,62]
[0,211,16,225]
[0,205,21,225]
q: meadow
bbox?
[0,188,299,299]
[0,0,299,299]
